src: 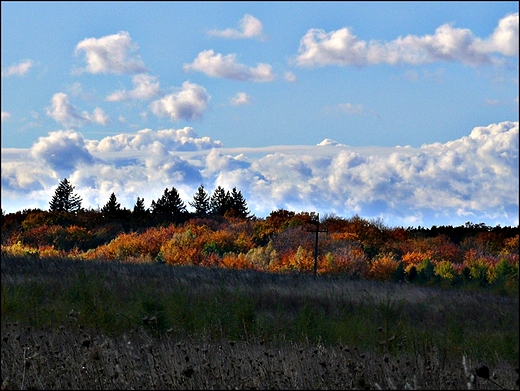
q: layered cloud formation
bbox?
[2,121,518,227]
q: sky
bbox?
[1,1,518,228]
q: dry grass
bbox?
[2,322,518,390]
[1,253,519,390]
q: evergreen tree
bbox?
[210,185,231,216]
[133,197,147,215]
[189,184,211,217]
[131,197,150,228]
[228,187,250,218]
[49,178,82,213]
[151,187,187,223]
[101,192,121,218]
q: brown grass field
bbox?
[1,253,518,390]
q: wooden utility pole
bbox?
[307,213,328,277]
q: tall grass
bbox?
[2,253,519,389]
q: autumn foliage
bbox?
[1,205,518,294]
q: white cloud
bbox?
[208,14,265,39]
[284,71,297,82]
[46,93,89,127]
[318,139,345,147]
[46,93,110,127]
[183,50,275,82]
[1,121,518,227]
[1,60,34,77]
[337,103,364,115]
[85,107,111,125]
[149,81,210,121]
[295,13,519,67]
[1,112,11,122]
[230,92,250,106]
[74,31,148,74]
[106,74,160,101]
[29,129,96,174]
[86,126,223,153]
[474,12,519,56]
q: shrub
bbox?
[367,253,399,281]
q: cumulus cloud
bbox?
[86,126,223,153]
[149,81,210,121]
[317,139,346,146]
[183,50,275,82]
[46,93,110,127]
[1,121,518,227]
[230,92,250,106]
[1,111,11,122]
[106,74,160,101]
[474,12,519,56]
[208,14,265,39]
[75,31,148,74]
[1,60,34,77]
[30,129,96,174]
[86,107,111,125]
[295,13,519,67]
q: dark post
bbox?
[307,213,328,277]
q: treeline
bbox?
[1,178,519,294]
[45,178,250,226]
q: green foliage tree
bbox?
[189,185,211,217]
[48,178,82,213]
[151,187,187,224]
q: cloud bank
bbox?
[2,121,518,228]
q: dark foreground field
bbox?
[1,254,518,390]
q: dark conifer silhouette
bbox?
[189,185,211,217]
[228,187,250,218]
[151,187,187,224]
[49,178,82,213]
[210,185,231,216]
[133,197,147,215]
[101,192,122,218]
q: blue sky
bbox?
[1,2,518,227]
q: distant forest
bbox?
[2,178,518,294]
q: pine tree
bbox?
[210,185,231,216]
[133,197,147,215]
[189,184,210,217]
[228,187,250,218]
[49,178,82,213]
[151,187,187,223]
[101,192,121,218]
[131,197,149,228]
